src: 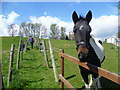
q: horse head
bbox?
[72,10,92,62]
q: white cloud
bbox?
[30,15,118,40]
[30,16,74,35]
[0,10,118,40]
[0,11,19,36]
[90,15,118,39]
[7,11,19,24]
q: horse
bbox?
[72,10,105,89]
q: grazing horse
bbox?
[72,10,105,89]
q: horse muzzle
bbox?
[76,42,89,62]
[78,52,88,62]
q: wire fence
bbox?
[2,56,10,65]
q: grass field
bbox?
[1,36,120,88]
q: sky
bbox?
[0,1,119,40]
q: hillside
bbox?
[1,37,120,88]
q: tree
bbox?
[18,25,24,37]
[26,23,35,37]
[60,27,66,40]
[27,23,32,36]
[21,22,42,38]
[34,23,42,38]
[41,25,47,39]
[68,31,74,40]
[50,24,60,39]
[8,24,17,37]
[20,22,29,37]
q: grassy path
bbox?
[10,48,60,88]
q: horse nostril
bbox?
[78,52,88,61]
[82,44,88,48]
[79,53,83,59]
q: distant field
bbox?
[1,37,120,88]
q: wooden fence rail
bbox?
[58,74,74,88]
[59,49,120,89]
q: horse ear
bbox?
[72,11,79,24]
[86,10,92,23]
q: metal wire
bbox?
[2,56,10,65]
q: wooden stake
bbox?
[24,40,28,52]
[42,40,49,68]
[16,38,22,70]
[60,49,64,90]
[48,40,58,82]
[7,44,15,87]
[21,40,23,61]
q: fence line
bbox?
[24,39,28,52]
[42,40,49,68]
[59,49,120,89]
[7,44,15,87]
[53,48,62,51]
[2,56,10,65]
[58,74,74,88]
[21,40,24,61]
[60,49,64,89]
[48,40,58,82]
[16,38,22,70]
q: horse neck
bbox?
[88,37,95,52]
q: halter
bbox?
[76,41,86,50]
[76,42,85,47]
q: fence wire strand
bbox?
[2,56,10,65]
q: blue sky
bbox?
[0,2,118,38]
[2,2,118,24]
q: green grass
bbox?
[1,37,120,88]
[102,43,118,73]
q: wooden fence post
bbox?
[24,40,28,52]
[7,44,15,87]
[16,38,22,70]
[60,49,64,89]
[38,39,40,47]
[36,38,40,47]
[0,64,4,90]
[48,40,58,82]
[21,40,23,61]
[42,40,49,68]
